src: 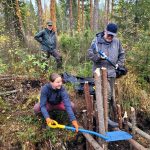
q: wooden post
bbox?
[123,111,129,132]
[131,107,136,136]
[94,68,105,146]
[84,82,94,150]
[101,67,108,132]
[117,104,123,129]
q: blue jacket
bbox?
[40,83,76,121]
[34,28,56,52]
[88,32,125,78]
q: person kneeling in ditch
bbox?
[34,73,79,132]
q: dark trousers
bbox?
[108,77,117,120]
[42,50,62,69]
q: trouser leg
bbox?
[107,77,116,119]
[41,51,50,71]
[33,102,76,116]
[50,50,62,68]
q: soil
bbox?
[0,76,150,150]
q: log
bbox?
[128,139,147,150]
[79,124,103,150]
[79,121,103,150]
[127,122,150,141]
[113,128,147,150]
[0,89,22,96]
[82,133,104,150]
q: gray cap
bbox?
[47,21,53,26]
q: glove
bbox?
[72,120,79,132]
[46,118,55,126]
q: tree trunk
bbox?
[69,0,73,35]
[77,0,81,32]
[36,0,43,31]
[3,0,15,36]
[90,0,93,31]
[14,0,26,45]
[81,0,84,31]
[105,0,110,24]
[3,0,26,46]
[50,0,57,32]
[111,0,114,16]
[93,0,99,33]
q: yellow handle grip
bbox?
[48,120,65,129]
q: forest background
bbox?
[0,0,150,149]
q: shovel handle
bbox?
[48,120,65,129]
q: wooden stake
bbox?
[131,107,136,136]
[94,68,105,146]
[84,82,94,150]
[101,67,108,132]
[117,104,123,129]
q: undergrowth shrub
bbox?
[116,73,150,113]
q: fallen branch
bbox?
[113,128,147,150]
[128,138,147,150]
[82,132,104,150]
[79,124,103,150]
[0,89,22,96]
[127,122,150,141]
[0,78,13,81]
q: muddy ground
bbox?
[0,76,150,150]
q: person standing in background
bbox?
[34,21,62,70]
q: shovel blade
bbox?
[106,131,132,142]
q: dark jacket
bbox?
[40,83,76,121]
[34,28,56,52]
[88,32,125,78]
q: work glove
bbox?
[46,118,55,126]
[72,120,79,132]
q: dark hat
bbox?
[106,23,118,36]
[47,20,53,26]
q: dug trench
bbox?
[0,78,150,150]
